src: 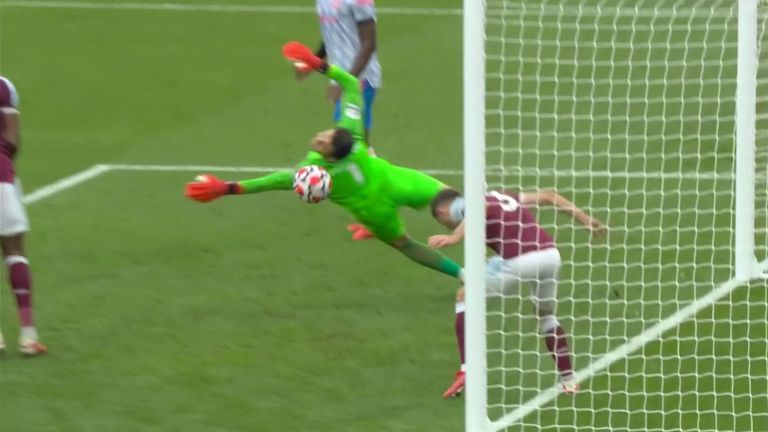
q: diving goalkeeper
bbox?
[185,42,464,282]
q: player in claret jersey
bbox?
[0,76,47,356]
[428,189,607,397]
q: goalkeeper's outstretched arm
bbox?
[326,65,365,142]
[185,171,293,203]
[283,41,365,143]
[236,171,293,193]
[185,149,325,202]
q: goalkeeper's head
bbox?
[431,188,465,229]
[311,128,354,161]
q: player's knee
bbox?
[389,235,410,249]
[5,254,28,268]
[536,301,557,319]
[0,234,24,257]
[456,287,465,303]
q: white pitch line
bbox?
[0,1,462,16]
[23,164,111,205]
[490,262,768,430]
[103,163,743,181]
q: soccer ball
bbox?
[293,165,331,203]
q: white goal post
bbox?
[463,0,768,431]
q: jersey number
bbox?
[489,191,519,212]
[345,163,365,185]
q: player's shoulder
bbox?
[0,76,19,109]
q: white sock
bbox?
[460,364,467,372]
[20,326,38,341]
[539,315,560,335]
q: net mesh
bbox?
[482,0,768,430]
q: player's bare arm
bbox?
[349,19,377,77]
[1,106,20,149]
[326,18,376,102]
[428,220,465,249]
[519,189,607,236]
[315,42,327,59]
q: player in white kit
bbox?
[296,0,381,143]
[429,189,607,397]
[0,76,47,356]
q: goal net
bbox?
[464,0,768,430]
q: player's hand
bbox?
[586,217,608,238]
[428,234,460,249]
[327,84,341,102]
[283,41,326,72]
[185,174,231,203]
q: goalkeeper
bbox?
[185,42,464,282]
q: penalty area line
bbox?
[23,164,111,205]
[490,269,768,430]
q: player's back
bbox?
[486,191,555,259]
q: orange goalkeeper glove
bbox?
[282,41,327,73]
[185,174,243,203]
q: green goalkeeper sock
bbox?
[396,238,463,279]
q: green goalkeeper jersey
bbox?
[301,145,389,214]
[236,65,444,242]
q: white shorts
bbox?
[0,178,30,236]
[485,248,561,313]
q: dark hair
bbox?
[330,128,354,160]
[430,188,462,218]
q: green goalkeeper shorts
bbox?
[352,166,446,243]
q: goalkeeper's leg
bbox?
[390,236,464,280]
[357,208,463,280]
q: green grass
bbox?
[1,1,766,431]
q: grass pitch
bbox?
[1,1,766,431]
